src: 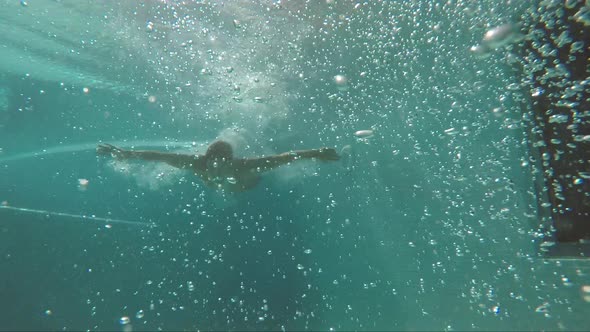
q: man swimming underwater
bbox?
[97,141,340,192]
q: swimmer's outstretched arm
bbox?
[238,147,340,173]
[97,143,200,169]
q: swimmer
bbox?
[96,141,340,192]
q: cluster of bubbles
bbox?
[89,0,587,329]
[4,0,589,331]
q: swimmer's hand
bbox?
[316,148,340,161]
[96,143,130,159]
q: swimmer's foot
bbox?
[96,143,129,159]
[316,147,340,161]
[340,145,354,171]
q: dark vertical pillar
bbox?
[523,2,590,246]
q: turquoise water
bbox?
[1,1,589,331]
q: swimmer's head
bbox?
[205,140,233,161]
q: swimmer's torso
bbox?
[193,157,260,192]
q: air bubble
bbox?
[78,178,89,191]
[146,21,154,32]
[548,114,569,124]
[565,0,580,9]
[535,303,549,313]
[470,44,491,58]
[444,128,459,136]
[334,75,349,91]
[531,87,544,97]
[574,6,590,26]
[481,24,520,49]
[491,107,504,117]
[570,41,585,53]
[136,310,145,319]
[354,129,373,138]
